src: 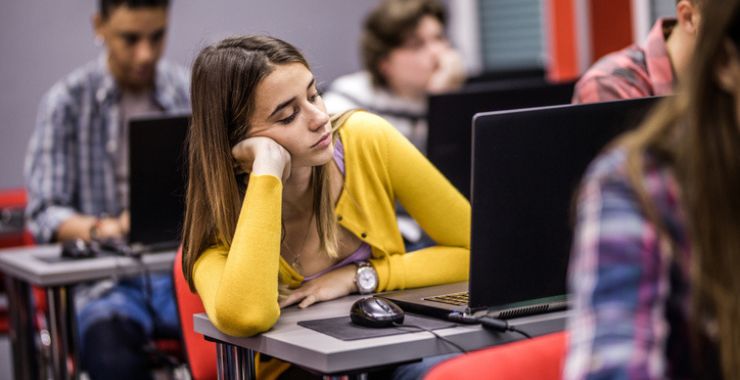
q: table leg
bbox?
[216,342,226,379]
[4,276,39,380]
[213,339,369,380]
[231,344,255,379]
[45,286,76,380]
[216,341,255,380]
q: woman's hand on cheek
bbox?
[279,265,358,309]
[232,136,292,181]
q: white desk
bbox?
[194,295,567,379]
[0,245,175,380]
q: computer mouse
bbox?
[61,238,95,259]
[350,296,405,328]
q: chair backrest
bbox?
[173,248,217,380]
[0,188,34,247]
[0,188,36,333]
[425,331,567,380]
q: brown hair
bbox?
[182,36,338,290]
[618,0,740,377]
[361,0,446,87]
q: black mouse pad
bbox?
[297,313,457,341]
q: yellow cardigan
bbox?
[193,111,470,338]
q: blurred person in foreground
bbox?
[566,0,740,378]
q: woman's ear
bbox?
[716,40,740,95]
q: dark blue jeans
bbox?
[76,273,178,379]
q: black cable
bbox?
[448,312,533,340]
[124,248,155,315]
[96,239,154,314]
[392,322,468,354]
[131,255,154,313]
[120,247,179,368]
[478,316,532,339]
[508,327,531,339]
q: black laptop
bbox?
[128,114,190,253]
[383,97,661,319]
[426,79,576,198]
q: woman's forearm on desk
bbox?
[194,174,283,337]
[374,114,471,290]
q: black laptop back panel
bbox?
[128,114,190,250]
[427,79,575,198]
[468,97,660,310]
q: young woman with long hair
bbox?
[566,0,740,378]
[181,36,469,378]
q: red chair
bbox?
[0,188,36,333]
[0,188,34,248]
[174,247,217,380]
[425,331,567,380]
[0,190,40,262]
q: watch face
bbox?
[358,267,378,292]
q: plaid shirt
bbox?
[565,148,695,379]
[573,19,677,104]
[25,56,190,243]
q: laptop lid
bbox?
[128,114,190,251]
[384,97,660,319]
[468,97,661,311]
[426,79,575,198]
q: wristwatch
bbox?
[354,261,378,294]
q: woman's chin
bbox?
[294,153,334,169]
[310,146,335,167]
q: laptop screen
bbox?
[468,98,660,310]
[427,79,575,198]
[128,114,190,249]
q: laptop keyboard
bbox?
[424,291,469,306]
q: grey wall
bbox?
[0,0,377,189]
[651,0,676,22]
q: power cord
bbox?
[62,238,167,365]
[101,242,179,368]
[95,238,155,314]
[391,322,467,353]
[447,312,532,339]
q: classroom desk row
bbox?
[0,246,175,380]
[0,245,566,380]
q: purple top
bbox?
[302,137,372,282]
